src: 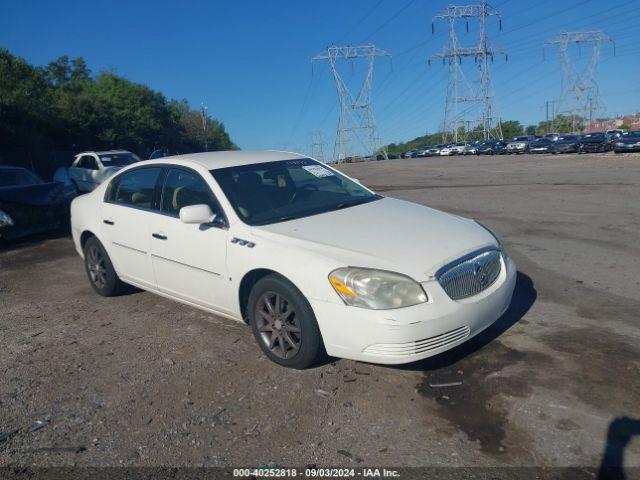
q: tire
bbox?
[247,274,324,369]
[83,236,128,297]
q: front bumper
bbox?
[310,253,517,364]
[581,143,607,152]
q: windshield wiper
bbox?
[334,196,379,211]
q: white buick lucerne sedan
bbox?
[70,151,516,369]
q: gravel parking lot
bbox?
[1,152,639,473]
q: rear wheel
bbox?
[83,236,128,296]
[248,274,324,369]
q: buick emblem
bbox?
[473,261,487,285]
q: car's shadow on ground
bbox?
[598,416,640,480]
[0,228,70,254]
[380,271,537,373]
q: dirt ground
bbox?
[1,152,639,474]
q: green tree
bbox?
[0,48,237,174]
[500,120,524,140]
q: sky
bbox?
[1,0,639,156]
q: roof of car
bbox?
[76,150,133,156]
[148,150,308,170]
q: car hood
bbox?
[619,137,640,144]
[253,197,497,281]
[0,182,66,206]
[582,137,606,143]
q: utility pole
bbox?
[310,131,326,163]
[312,45,391,163]
[545,31,614,133]
[200,103,209,151]
[431,0,504,143]
[543,100,557,133]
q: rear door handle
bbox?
[103,219,114,225]
[152,233,167,240]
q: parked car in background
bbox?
[544,133,561,142]
[613,130,640,153]
[403,150,416,159]
[549,135,582,154]
[438,144,455,156]
[506,135,536,154]
[581,132,610,153]
[529,138,553,154]
[70,151,516,369]
[450,142,469,155]
[477,140,508,155]
[424,145,444,156]
[463,143,481,155]
[0,166,74,241]
[68,150,141,193]
[606,131,622,148]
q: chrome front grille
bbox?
[436,248,502,300]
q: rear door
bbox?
[101,167,163,289]
[148,167,232,314]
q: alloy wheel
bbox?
[87,245,107,289]
[255,291,301,359]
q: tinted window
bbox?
[80,156,98,170]
[110,168,161,209]
[99,153,139,167]
[161,169,218,216]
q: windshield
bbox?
[0,168,43,187]
[99,153,139,167]
[514,136,529,141]
[584,132,605,138]
[211,158,381,226]
[559,135,578,141]
[623,131,640,137]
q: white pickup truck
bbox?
[68,150,140,193]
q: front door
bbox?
[149,167,231,314]
[100,166,163,289]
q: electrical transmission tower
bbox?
[309,131,326,163]
[431,0,504,143]
[312,45,391,162]
[545,31,614,132]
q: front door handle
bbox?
[152,233,167,240]
[103,219,114,225]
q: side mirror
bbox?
[179,204,215,224]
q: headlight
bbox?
[328,267,428,310]
[474,220,504,251]
[0,210,14,228]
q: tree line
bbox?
[0,48,236,176]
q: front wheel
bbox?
[248,274,324,369]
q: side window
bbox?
[161,169,218,217]
[109,168,161,209]
[80,156,98,170]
